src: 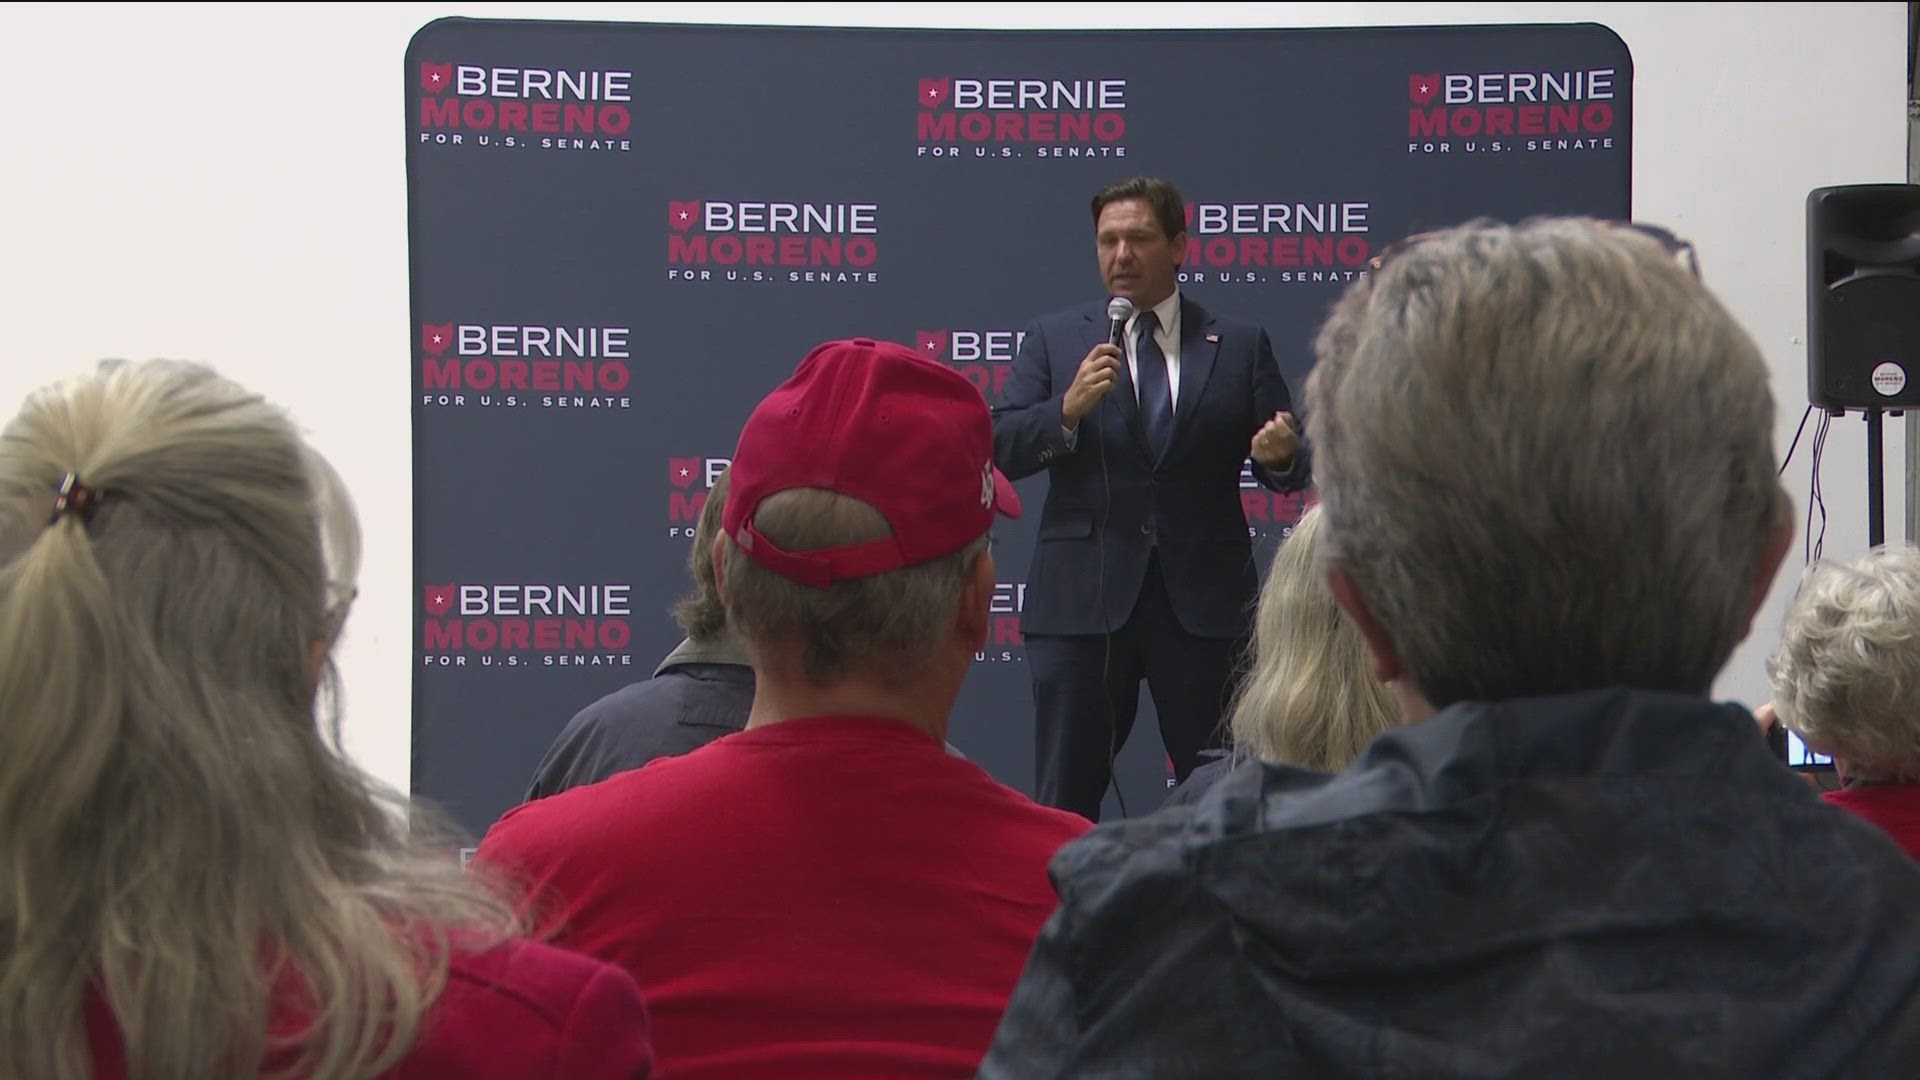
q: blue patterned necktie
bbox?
[1135,310,1173,460]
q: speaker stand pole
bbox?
[1867,406,1885,547]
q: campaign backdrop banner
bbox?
[407,18,1632,838]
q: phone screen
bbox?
[1785,729,1833,770]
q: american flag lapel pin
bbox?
[1205,333,1219,343]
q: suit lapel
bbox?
[1169,296,1219,460]
[1081,308,1148,458]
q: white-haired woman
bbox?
[1165,504,1401,805]
[1767,544,1920,861]
[0,360,651,1079]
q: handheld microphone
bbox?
[1106,296,1134,349]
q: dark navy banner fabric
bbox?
[406,18,1632,838]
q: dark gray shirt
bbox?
[524,635,754,801]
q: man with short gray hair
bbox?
[481,339,1088,1080]
[979,219,1920,1077]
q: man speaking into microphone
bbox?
[993,176,1308,821]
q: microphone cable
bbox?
[1097,296,1132,820]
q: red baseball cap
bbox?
[725,338,1021,588]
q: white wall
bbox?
[1,1,1906,796]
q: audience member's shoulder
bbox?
[523,681,658,795]
[948,756,1092,841]
[1024,797,1096,842]
[572,674,680,726]
[1788,781,1920,885]
[487,738,727,855]
[1052,709,1502,893]
[1161,754,1242,808]
[416,938,650,1078]
[1050,761,1326,898]
[442,937,636,1022]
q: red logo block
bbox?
[423,584,456,616]
[421,62,454,93]
[918,77,951,108]
[915,330,949,360]
[668,200,701,231]
[1408,73,1441,105]
[421,323,454,355]
[669,457,701,488]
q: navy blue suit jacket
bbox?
[992,296,1309,638]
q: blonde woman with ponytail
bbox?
[0,360,652,1079]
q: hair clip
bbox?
[50,472,103,526]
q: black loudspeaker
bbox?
[1807,184,1920,411]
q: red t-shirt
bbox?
[477,717,1090,1080]
[1825,783,1920,861]
[85,937,652,1078]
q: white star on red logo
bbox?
[677,210,689,221]
[430,332,443,345]
[430,72,442,84]
[926,86,939,99]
